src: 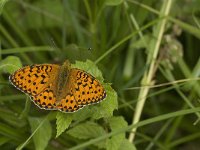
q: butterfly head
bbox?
[62,60,71,69]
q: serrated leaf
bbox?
[93,140,107,149]
[0,56,22,73]
[72,60,104,81]
[108,116,127,130]
[119,139,136,150]
[67,121,106,139]
[106,116,128,150]
[56,112,73,138]
[105,0,123,6]
[28,117,52,150]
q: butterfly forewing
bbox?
[70,69,106,106]
[10,64,60,96]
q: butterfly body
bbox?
[9,60,106,112]
[55,61,71,103]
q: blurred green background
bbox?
[1,0,200,149]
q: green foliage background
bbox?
[1,0,200,149]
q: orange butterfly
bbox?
[9,60,106,112]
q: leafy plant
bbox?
[1,0,200,149]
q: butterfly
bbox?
[9,60,106,112]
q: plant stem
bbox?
[128,0,173,142]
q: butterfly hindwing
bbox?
[56,91,83,112]
[31,84,57,110]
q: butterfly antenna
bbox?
[49,38,58,51]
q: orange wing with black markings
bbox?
[31,84,57,110]
[9,64,59,110]
[9,64,59,95]
[69,69,106,106]
[9,61,107,113]
[55,91,83,112]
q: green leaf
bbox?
[73,107,93,121]
[119,139,136,150]
[56,112,73,138]
[106,116,128,150]
[0,110,26,128]
[0,0,9,15]
[67,121,106,140]
[0,56,22,74]
[28,117,52,150]
[108,116,128,130]
[0,137,10,146]
[105,0,123,6]
[72,60,104,81]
